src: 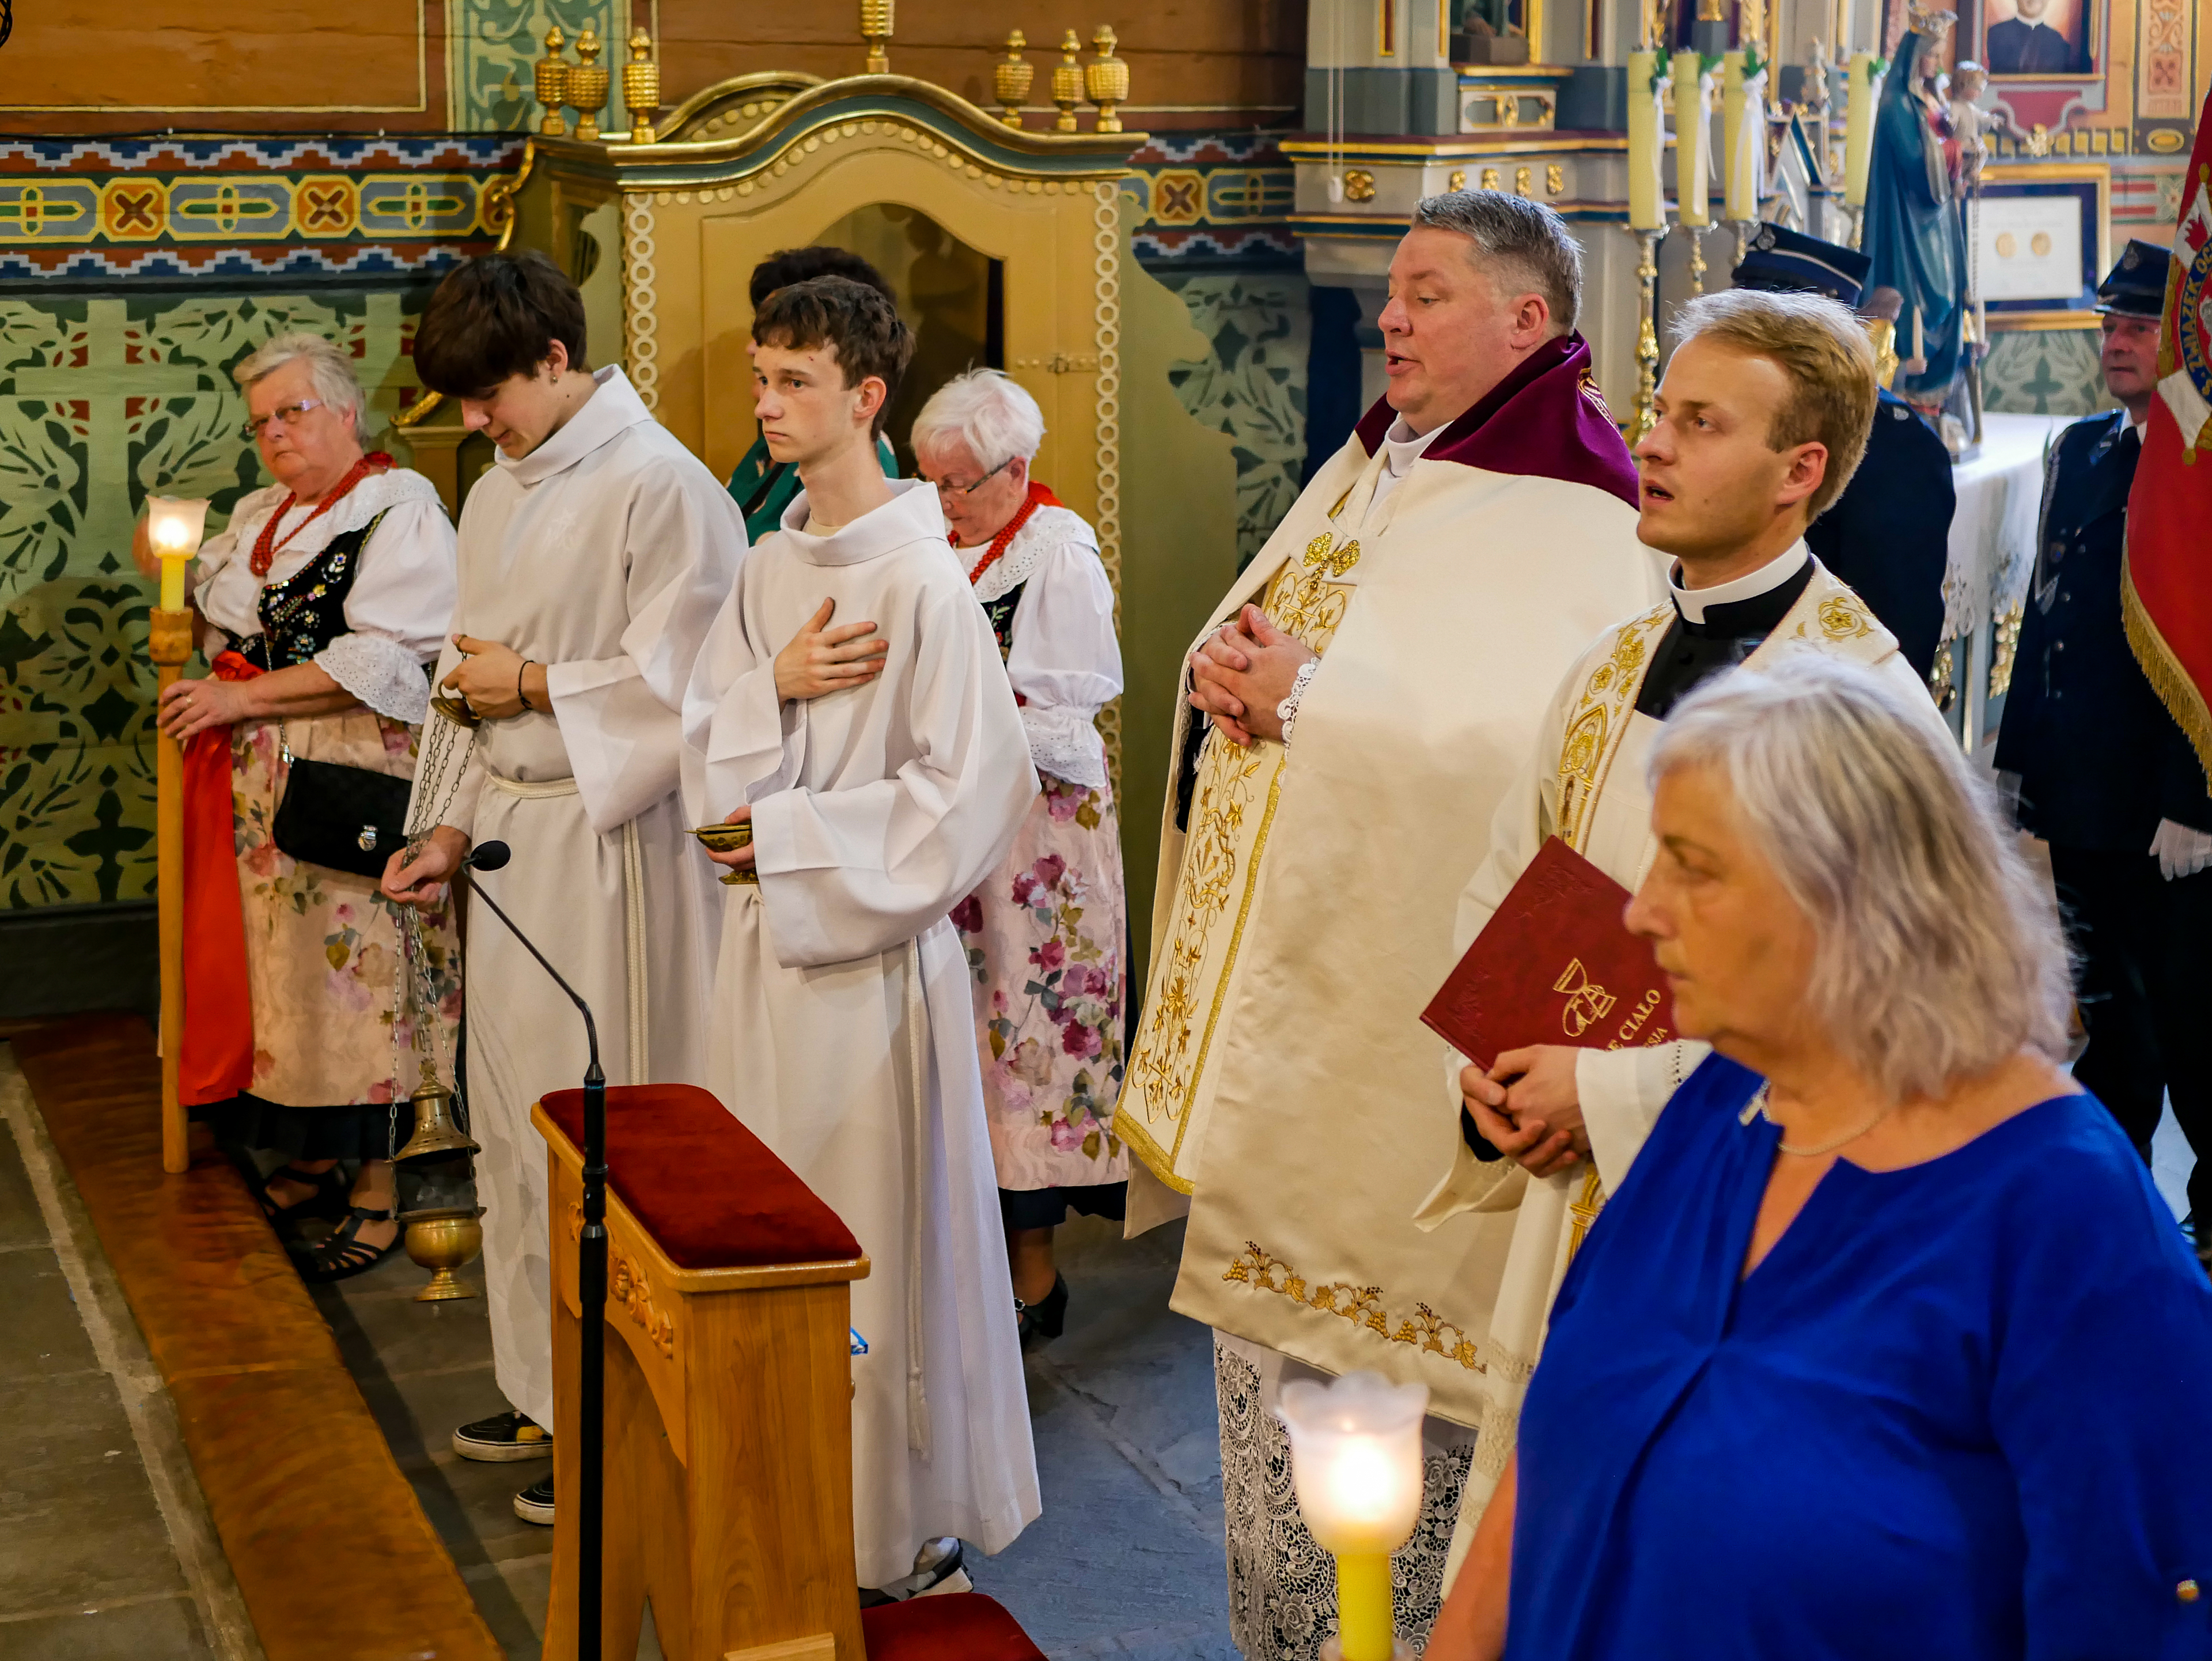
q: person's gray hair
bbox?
[1410,189,1584,335]
[910,368,1046,474]
[1648,654,2071,1102]
[230,331,368,442]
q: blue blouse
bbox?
[1510,1054,2212,1661]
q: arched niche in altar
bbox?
[403,67,1238,970]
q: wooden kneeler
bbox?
[532,1086,1046,1661]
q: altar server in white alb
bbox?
[382,250,744,1527]
[684,277,1041,1596]
[1417,290,1955,1634]
[1112,191,1663,1658]
[912,369,1130,1347]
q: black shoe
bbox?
[514,1474,555,1526]
[1015,1274,1069,1345]
[291,1206,401,1284]
[253,1163,348,1227]
[453,1410,554,1463]
[860,1537,970,1605]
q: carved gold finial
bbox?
[567,27,609,141]
[623,27,661,144]
[1738,0,1765,47]
[1052,29,1085,131]
[1086,24,1130,133]
[861,0,894,73]
[1698,0,1724,21]
[535,27,570,138]
[994,29,1033,127]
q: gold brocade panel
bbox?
[1118,529,1361,1186]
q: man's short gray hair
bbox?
[1649,654,2071,1102]
[1411,189,1584,335]
[910,368,1046,474]
[231,331,368,442]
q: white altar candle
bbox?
[1722,50,1768,221]
[1843,50,1881,207]
[1674,50,1713,226]
[1628,51,1669,230]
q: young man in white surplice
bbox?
[383,250,745,1529]
[682,277,1041,1597]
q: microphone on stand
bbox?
[463,839,609,1661]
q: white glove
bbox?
[2150,818,2212,881]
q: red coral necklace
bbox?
[960,479,1063,585]
[249,451,393,577]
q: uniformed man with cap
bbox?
[1733,222,1955,679]
[1993,239,2212,1263]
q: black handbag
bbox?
[272,739,414,879]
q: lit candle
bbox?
[1673,50,1713,228]
[1627,51,1670,231]
[1279,1371,1430,1661]
[1721,50,1768,221]
[1843,50,1882,207]
[145,496,210,612]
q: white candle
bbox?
[1722,51,1768,221]
[1628,51,1670,231]
[1843,50,1881,207]
[1674,51,1713,227]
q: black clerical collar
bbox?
[1668,542,1813,634]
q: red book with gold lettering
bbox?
[1421,836,1674,1069]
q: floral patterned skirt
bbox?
[204,712,461,1159]
[952,771,1130,1201]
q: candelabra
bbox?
[1626,225,1664,447]
[994,29,1033,127]
[1051,29,1085,131]
[1086,25,1129,133]
[1684,226,1707,294]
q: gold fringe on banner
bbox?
[2122,553,2212,788]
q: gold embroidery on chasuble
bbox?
[1221,1240,1495,1376]
[1118,529,1363,1187]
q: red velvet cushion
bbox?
[540,1084,861,1271]
[861,1592,1046,1661]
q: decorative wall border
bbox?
[621,194,660,414]
[1124,131,1300,267]
[1094,179,1126,790]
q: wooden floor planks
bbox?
[12,1013,503,1661]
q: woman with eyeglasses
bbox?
[130,331,459,1281]
[912,368,1128,1344]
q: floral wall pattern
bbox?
[0,293,426,908]
[446,0,627,132]
[1982,328,2115,417]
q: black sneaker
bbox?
[859,1537,970,1605]
[514,1474,555,1526]
[453,1410,553,1463]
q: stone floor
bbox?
[307,1206,1234,1661]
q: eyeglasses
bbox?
[240,398,325,441]
[929,457,1015,498]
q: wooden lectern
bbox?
[532,1085,1049,1661]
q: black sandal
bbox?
[293,1205,401,1284]
[255,1164,349,1226]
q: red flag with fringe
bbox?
[2123,94,2212,788]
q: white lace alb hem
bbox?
[315,631,433,724]
[1022,706,1107,789]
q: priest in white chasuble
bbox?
[1111,192,1663,1658]
[1414,290,1957,1636]
[683,277,1041,1595]
[382,251,743,1526]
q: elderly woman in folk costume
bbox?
[133,332,461,1282]
[913,369,1128,1342]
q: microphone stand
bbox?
[464,862,607,1661]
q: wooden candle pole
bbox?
[151,605,193,1174]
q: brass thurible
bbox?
[567,26,611,142]
[994,29,1034,127]
[404,1210,485,1303]
[395,1065,481,1165]
[534,27,571,138]
[861,0,894,74]
[1051,28,1086,131]
[623,27,661,144]
[690,821,758,886]
[1085,24,1129,133]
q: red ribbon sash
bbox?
[177,650,265,1107]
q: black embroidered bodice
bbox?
[229,510,385,671]
[982,581,1027,663]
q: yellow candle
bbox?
[158,554,187,611]
[1674,51,1712,227]
[1843,50,1881,207]
[1627,51,1669,230]
[1335,1552,1395,1660]
[145,495,210,612]
[1721,50,1767,221]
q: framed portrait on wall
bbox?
[1979,0,2093,77]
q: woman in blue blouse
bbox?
[1431,656,2212,1661]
